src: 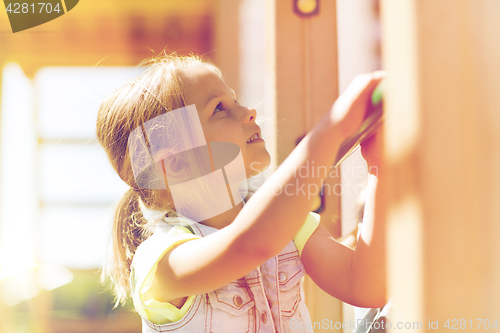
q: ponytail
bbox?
[101,188,151,306]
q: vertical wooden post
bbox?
[381,0,500,330]
[214,0,241,95]
[266,0,343,330]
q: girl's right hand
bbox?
[329,71,386,140]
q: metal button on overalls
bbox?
[233,295,243,307]
[261,311,267,324]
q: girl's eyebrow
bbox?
[204,93,224,108]
[203,89,238,109]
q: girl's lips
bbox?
[247,130,262,143]
[247,138,264,144]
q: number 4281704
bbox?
[444,319,498,330]
[6,3,61,14]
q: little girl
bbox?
[97,54,386,333]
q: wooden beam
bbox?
[381,0,500,329]
[213,0,241,95]
[266,0,342,330]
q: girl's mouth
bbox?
[247,133,263,143]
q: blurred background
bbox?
[0,2,214,332]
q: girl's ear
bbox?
[168,155,189,173]
[159,151,193,185]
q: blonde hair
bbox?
[96,54,222,305]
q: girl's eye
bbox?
[214,102,225,114]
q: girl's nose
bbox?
[243,107,257,123]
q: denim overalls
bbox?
[141,219,314,333]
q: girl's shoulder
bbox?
[154,216,197,236]
[132,218,200,271]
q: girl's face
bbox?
[182,65,271,178]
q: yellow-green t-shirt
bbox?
[131,212,320,325]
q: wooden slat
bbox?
[213,0,241,95]
[267,1,343,330]
[381,0,500,330]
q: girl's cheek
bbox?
[217,124,243,141]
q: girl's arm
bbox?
[300,171,386,308]
[150,72,385,302]
[300,119,387,308]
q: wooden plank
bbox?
[213,0,241,94]
[381,0,500,330]
[266,0,343,330]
